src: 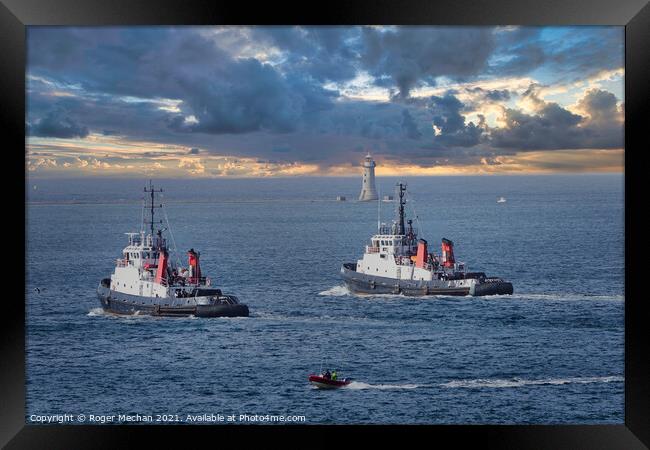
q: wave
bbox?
[346,381,425,390]
[440,375,624,389]
[253,311,376,324]
[477,293,624,302]
[86,308,170,321]
[87,308,111,317]
[317,285,410,299]
[318,286,352,296]
[317,286,623,302]
[513,293,624,301]
[86,308,149,322]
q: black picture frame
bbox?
[3,0,648,447]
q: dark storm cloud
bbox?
[466,87,511,102]
[28,109,89,138]
[490,27,624,81]
[27,26,624,170]
[491,87,623,150]
[494,44,546,76]
[250,26,360,83]
[427,93,484,147]
[491,106,583,150]
[28,27,337,137]
[169,60,335,134]
[359,27,495,98]
[547,28,624,80]
[27,86,179,142]
[401,109,422,140]
[576,88,624,148]
[577,88,619,124]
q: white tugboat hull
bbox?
[340,264,513,297]
[97,280,249,317]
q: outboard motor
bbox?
[441,238,455,268]
[188,248,201,284]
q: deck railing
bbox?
[164,276,211,287]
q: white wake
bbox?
[87,307,110,317]
[318,285,352,296]
[316,286,623,302]
[346,381,425,390]
[440,375,624,389]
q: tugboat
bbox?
[96,182,249,317]
[341,183,513,296]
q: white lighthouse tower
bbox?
[359,153,378,201]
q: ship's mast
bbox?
[396,182,406,235]
[143,180,163,238]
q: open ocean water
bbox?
[25,175,624,424]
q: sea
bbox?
[25,174,624,424]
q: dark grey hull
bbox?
[97,283,249,317]
[340,263,513,297]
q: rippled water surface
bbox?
[26,175,624,424]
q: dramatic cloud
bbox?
[360,27,495,98]
[490,26,624,83]
[28,109,89,138]
[491,85,623,150]
[247,26,360,83]
[25,26,624,177]
[401,109,422,140]
[427,93,484,148]
[466,87,511,102]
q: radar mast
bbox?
[143,180,163,237]
[396,182,407,235]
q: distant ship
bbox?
[497,197,507,203]
[96,182,249,317]
[340,183,513,296]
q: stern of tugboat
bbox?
[195,295,249,317]
[472,278,514,296]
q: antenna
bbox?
[396,182,407,235]
[160,192,182,268]
[143,180,163,237]
[377,184,381,232]
[407,190,426,243]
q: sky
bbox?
[26,26,624,178]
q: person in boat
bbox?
[331,370,338,381]
[323,369,331,380]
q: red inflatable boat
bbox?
[308,374,352,389]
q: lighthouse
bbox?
[358,153,378,201]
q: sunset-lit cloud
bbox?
[26,26,624,177]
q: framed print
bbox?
[2,0,649,447]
